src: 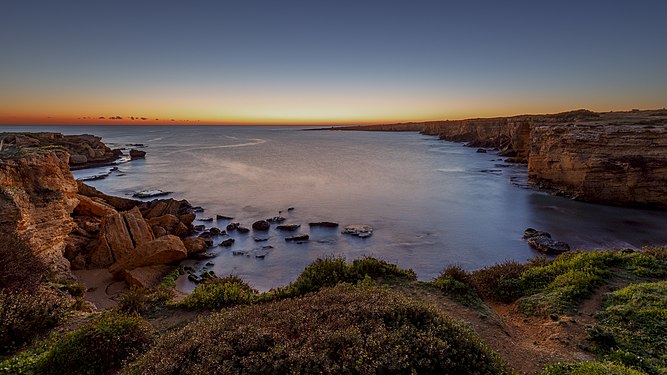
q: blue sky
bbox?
[2,0,666,124]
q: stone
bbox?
[198,217,214,222]
[172,222,189,237]
[69,154,88,164]
[147,214,179,231]
[285,234,309,242]
[209,227,222,235]
[183,237,208,254]
[226,222,240,231]
[523,228,552,239]
[151,225,167,238]
[309,222,339,228]
[124,265,173,289]
[267,216,286,223]
[219,238,235,247]
[527,236,571,254]
[178,213,196,225]
[216,214,234,220]
[133,190,171,198]
[276,224,300,231]
[129,149,146,159]
[252,220,270,231]
[109,235,187,276]
[476,148,487,153]
[342,225,373,238]
[74,194,117,217]
[237,226,250,234]
[193,224,206,231]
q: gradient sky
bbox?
[1,0,666,125]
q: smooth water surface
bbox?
[5,125,667,291]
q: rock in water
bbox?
[252,220,270,231]
[342,225,373,238]
[237,226,250,234]
[309,222,339,228]
[219,238,235,247]
[226,222,240,231]
[527,236,570,254]
[276,224,300,231]
[216,214,234,220]
[133,190,171,198]
[285,234,309,242]
[523,227,552,239]
[129,149,146,159]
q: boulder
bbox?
[523,228,552,239]
[147,214,179,231]
[123,207,155,246]
[129,149,146,159]
[285,234,309,242]
[226,222,240,231]
[109,235,187,276]
[527,236,570,254]
[124,265,173,289]
[183,237,208,254]
[219,238,235,247]
[276,224,300,231]
[89,208,155,268]
[74,194,117,217]
[151,225,167,238]
[237,226,250,234]
[252,220,270,231]
[342,225,373,238]
[309,222,339,228]
[179,213,196,225]
[69,154,88,165]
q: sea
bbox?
[5,125,667,292]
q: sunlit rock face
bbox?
[529,122,667,208]
[0,150,79,276]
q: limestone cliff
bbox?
[0,132,122,168]
[0,150,79,281]
[529,120,667,208]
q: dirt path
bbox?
[393,283,610,374]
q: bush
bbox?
[350,257,417,280]
[0,289,68,355]
[117,287,149,315]
[38,312,153,375]
[540,361,647,375]
[470,260,528,303]
[587,281,667,375]
[180,276,257,310]
[125,285,511,374]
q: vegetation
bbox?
[587,281,667,375]
[540,361,647,375]
[0,312,154,375]
[125,284,510,375]
[0,289,69,356]
[430,248,667,315]
[181,257,417,310]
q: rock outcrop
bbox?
[0,150,79,279]
[0,132,122,169]
[529,120,667,208]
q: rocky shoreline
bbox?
[331,109,667,208]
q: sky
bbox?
[1,0,666,125]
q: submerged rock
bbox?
[276,224,300,231]
[309,222,339,228]
[216,214,234,220]
[285,234,309,242]
[237,226,250,234]
[129,149,146,159]
[523,227,552,239]
[527,236,570,254]
[267,216,286,223]
[342,225,373,238]
[219,238,235,247]
[226,222,240,231]
[252,220,270,231]
[133,190,171,198]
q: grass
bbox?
[124,284,511,375]
[431,248,667,315]
[0,289,69,356]
[587,281,667,375]
[180,257,417,310]
[540,361,648,375]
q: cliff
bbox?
[529,114,667,208]
[0,149,79,284]
[333,109,667,208]
[0,132,122,169]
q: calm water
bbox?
[5,125,667,291]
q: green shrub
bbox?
[350,257,417,280]
[180,276,257,310]
[540,361,647,375]
[117,287,149,315]
[470,260,528,303]
[0,289,68,356]
[38,312,153,375]
[587,281,667,375]
[125,285,511,374]
[431,265,481,306]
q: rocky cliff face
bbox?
[0,150,79,279]
[0,132,122,168]
[529,120,667,208]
